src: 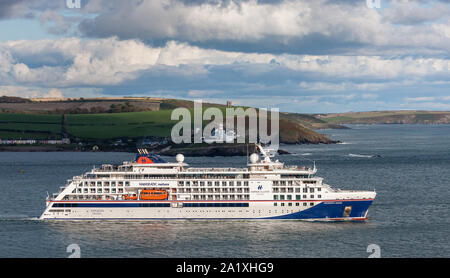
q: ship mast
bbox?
[255,143,272,163]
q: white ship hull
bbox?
[40,199,374,220]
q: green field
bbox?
[0,131,58,139]
[0,104,335,144]
[66,110,177,139]
[0,109,212,140]
[0,113,62,139]
[0,123,61,133]
[65,107,244,139]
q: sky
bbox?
[0,0,449,113]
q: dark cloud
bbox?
[189,34,368,56]
[0,0,66,20]
[0,0,30,19]
[1,0,449,57]
[75,0,450,57]
[78,0,369,55]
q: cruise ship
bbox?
[40,145,376,220]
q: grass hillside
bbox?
[67,109,335,143]
[0,113,62,139]
[280,112,348,129]
[278,118,334,143]
[66,110,176,139]
[0,103,336,144]
[320,111,450,124]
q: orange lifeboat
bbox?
[140,190,168,200]
[124,195,138,200]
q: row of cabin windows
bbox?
[122,174,247,179]
[273,194,322,200]
[273,180,317,186]
[88,173,251,180]
[80,181,130,187]
[179,181,249,187]
[280,175,311,178]
[89,174,174,179]
[274,202,315,207]
[190,195,250,200]
[273,187,320,193]
[79,180,251,187]
[73,188,124,194]
[53,203,255,209]
[184,203,249,208]
[63,195,118,200]
[124,174,177,179]
[178,188,249,193]
[53,203,171,208]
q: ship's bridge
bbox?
[247,145,317,174]
[247,160,284,171]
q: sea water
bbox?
[0,124,449,257]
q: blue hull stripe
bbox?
[265,200,373,219]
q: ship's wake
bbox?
[0,215,39,221]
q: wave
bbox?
[292,153,312,156]
[348,153,381,158]
[337,142,352,145]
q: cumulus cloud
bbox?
[2,0,450,56]
[0,37,272,87]
[1,37,160,86]
[0,86,62,98]
[1,0,450,56]
[1,37,449,90]
[0,85,105,99]
[73,0,450,56]
[298,81,387,91]
[383,0,450,25]
[0,0,449,112]
[77,0,385,53]
[0,85,44,98]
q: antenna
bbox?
[246,143,249,164]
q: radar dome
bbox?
[176,154,184,163]
[249,153,259,163]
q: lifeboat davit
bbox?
[140,190,168,200]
